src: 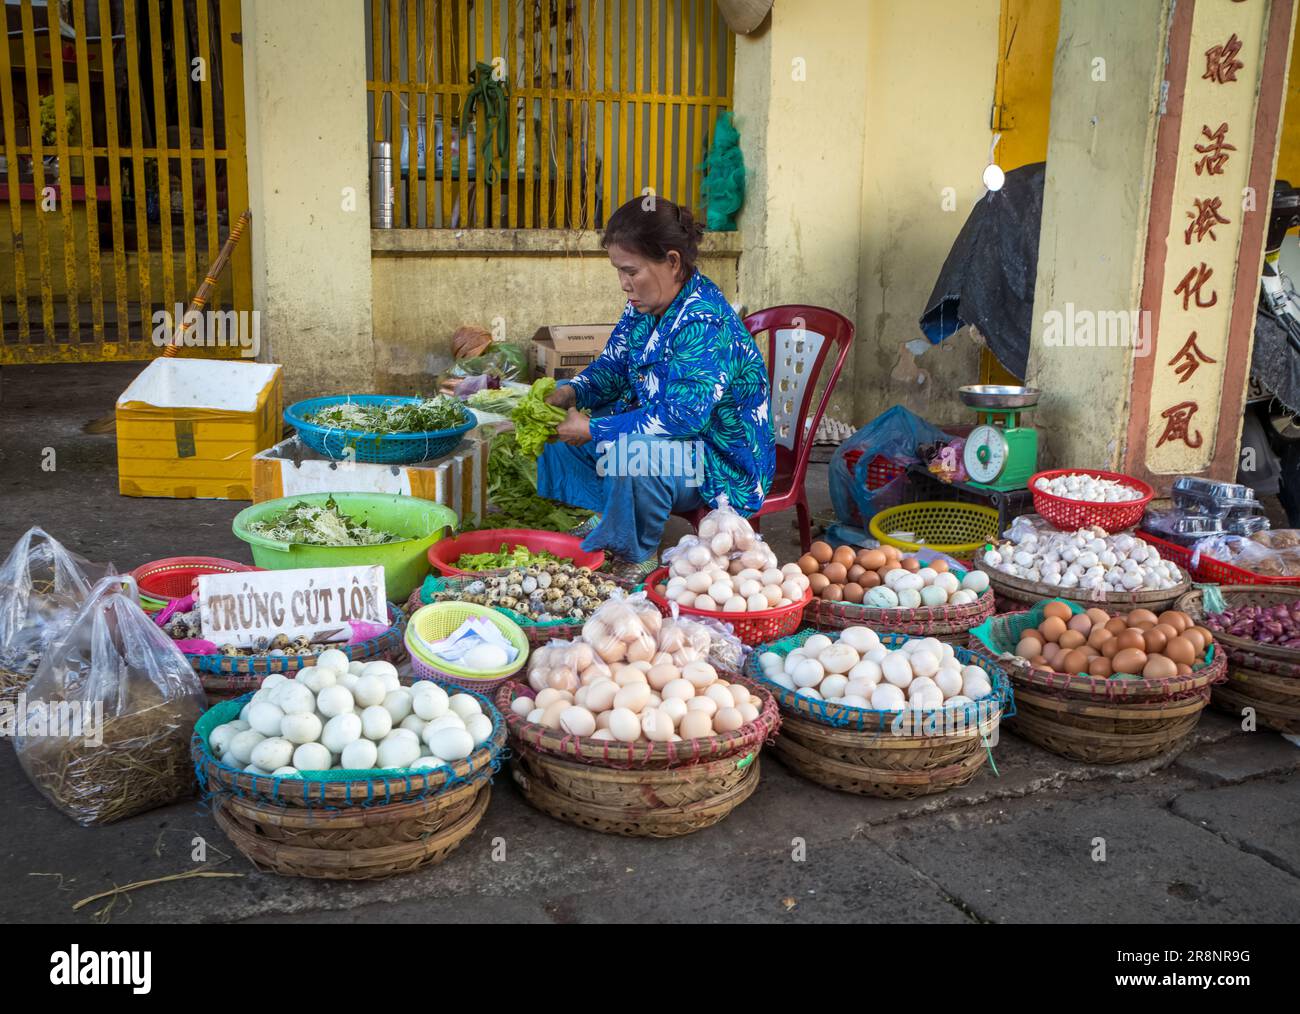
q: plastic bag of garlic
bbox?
[982,524,1182,593]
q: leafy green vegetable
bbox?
[456,542,572,570]
[306,395,466,434]
[248,496,400,547]
[466,387,526,415]
[512,378,568,457]
[460,431,594,533]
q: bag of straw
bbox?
[0,527,112,706]
[14,576,205,826]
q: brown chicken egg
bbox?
[843,582,865,604]
[847,565,867,584]
[881,544,901,560]
[1101,638,1120,659]
[1058,630,1086,650]
[1193,625,1215,647]
[798,554,820,575]
[860,549,887,570]
[1087,627,1115,650]
[821,583,843,601]
[1039,616,1067,642]
[823,562,848,585]
[1134,621,1156,632]
[1127,608,1159,626]
[901,557,921,572]
[1142,628,1168,654]
[810,542,834,564]
[1016,636,1044,659]
[1164,636,1196,666]
[1061,649,1089,674]
[832,546,857,569]
[1043,601,1073,622]
[1176,663,1192,676]
[930,559,950,572]
[1112,647,1149,675]
[860,570,882,589]
[809,573,830,593]
[1105,617,1130,635]
[1153,622,1180,643]
[1116,629,1146,652]
[1067,614,1093,635]
[1180,627,1206,653]
[1085,608,1111,629]
[1042,643,1062,665]
[1088,657,1114,678]
[1158,610,1190,632]
[1143,655,1178,679]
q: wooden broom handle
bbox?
[162,209,253,357]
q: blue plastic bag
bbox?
[829,406,952,529]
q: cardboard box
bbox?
[530,324,614,380]
[251,434,490,527]
[117,359,283,500]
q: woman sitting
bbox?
[538,197,775,575]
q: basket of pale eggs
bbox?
[745,627,1012,799]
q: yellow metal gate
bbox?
[0,0,251,364]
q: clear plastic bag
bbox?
[14,576,206,826]
[0,527,113,701]
[696,495,761,557]
[1192,534,1300,576]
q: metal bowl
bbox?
[958,384,1041,409]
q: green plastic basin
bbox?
[231,493,457,602]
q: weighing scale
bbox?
[958,385,1041,491]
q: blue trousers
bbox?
[537,434,706,562]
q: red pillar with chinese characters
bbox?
[1124,0,1299,490]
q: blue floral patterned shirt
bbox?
[564,271,775,515]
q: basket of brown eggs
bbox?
[969,599,1225,764]
[798,541,995,644]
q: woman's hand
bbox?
[546,383,577,409]
[556,408,591,445]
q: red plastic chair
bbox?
[674,305,855,553]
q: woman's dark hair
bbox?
[601,197,705,281]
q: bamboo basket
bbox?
[973,558,1190,614]
[803,588,995,645]
[745,631,1011,798]
[772,710,997,798]
[218,776,482,849]
[213,785,489,880]
[1007,686,1212,764]
[969,601,1225,763]
[510,748,760,838]
[1176,587,1300,733]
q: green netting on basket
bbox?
[742,628,1013,734]
[191,684,505,806]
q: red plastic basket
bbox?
[1030,469,1154,533]
[130,556,262,603]
[1137,530,1300,586]
[843,450,905,492]
[428,529,605,577]
[644,567,811,646]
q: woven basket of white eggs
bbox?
[193,650,506,808]
[744,627,1014,798]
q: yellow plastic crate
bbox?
[116,360,283,500]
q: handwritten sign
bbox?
[198,565,387,648]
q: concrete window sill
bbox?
[371,228,742,257]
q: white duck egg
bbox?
[293,741,332,771]
[382,689,414,725]
[250,737,294,772]
[881,652,914,688]
[791,658,825,688]
[280,712,322,745]
[321,713,363,753]
[448,694,483,720]
[316,684,355,719]
[361,705,394,741]
[871,684,906,710]
[411,683,450,720]
[377,732,422,769]
[247,701,286,737]
[465,712,494,745]
[272,681,316,716]
[316,648,350,674]
[227,729,266,765]
[352,674,387,708]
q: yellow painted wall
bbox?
[1026,0,1170,470]
[1280,11,1300,187]
[370,234,739,391]
[853,0,1002,427]
[240,0,375,400]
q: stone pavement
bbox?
[1,364,1297,924]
